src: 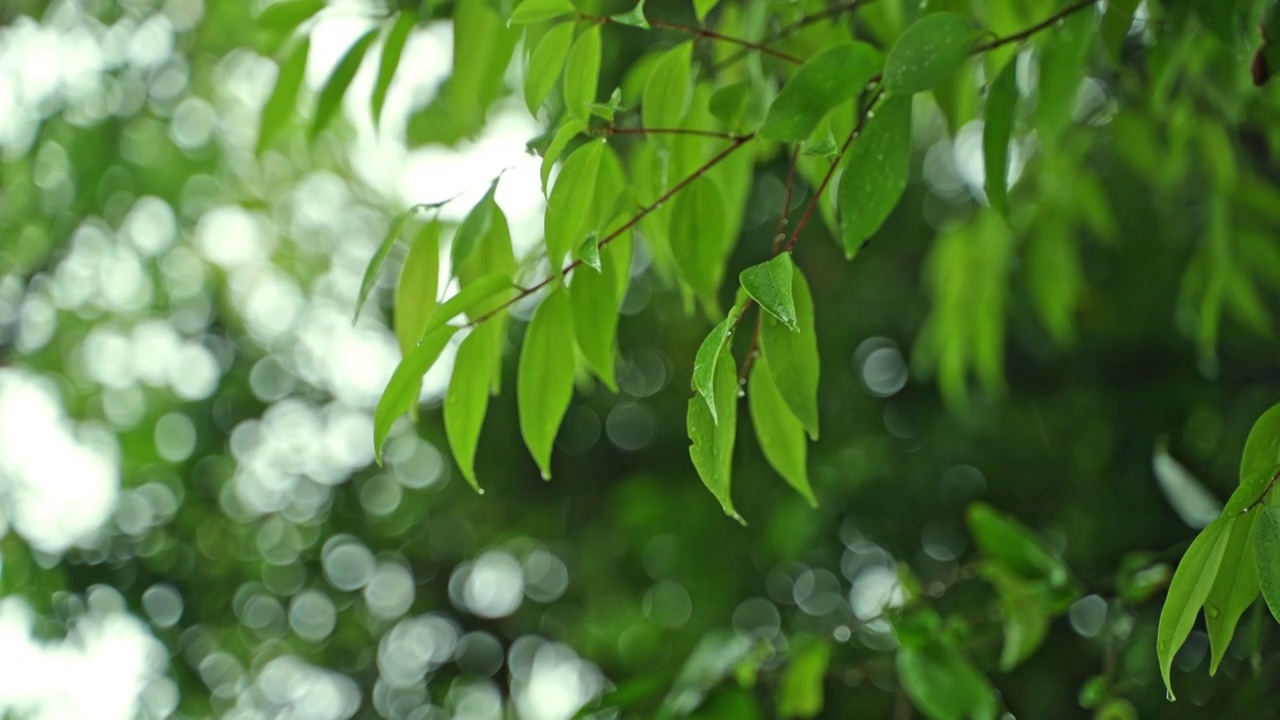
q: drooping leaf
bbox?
[570,237,621,390]
[455,209,517,392]
[545,139,604,273]
[611,0,649,29]
[256,0,326,33]
[1157,516,1232,700]
[444,322,503,492]
[257,37,311,155]
[540,118,587,194]
[1034,7,1095,141]
[749,354,815,505]
[1206,513,1259,675]
[372,10,418,127]
[508,0,576,25]
[355,203,424,323]
[393,221,441,355]
[643,42,694,136]
[759,270,819,439]
[1241,403,1280,484]
[451,178,500,270]
[966,502,1070,588]
[688,350,742,522]
[656,632,753,720]
[882,13,976,95]
[759,43,882,142]
[692,313,734,423]
[311,28,378,139]
[524,22,575,115]
[671,176,728,302]
[837,93,912,256]
[426,273,513,339]
[777,637,830,719]
[517,288,576,479]
[374,324,460,464]
[563,24,602,122]
[739,253,797,331]
[896,639,999,720]
[1254,507,1280,625]
[982,58,1017,218]
[1153,441,1223,529]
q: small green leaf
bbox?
[588,87,625,119]
[1206,513,1259,675]
[688,350,742,522]
[311,28,378,139]
[1254,507,1280,624]
[691,308,737,423]
[563,24,602,122]
[540,117,587,194]
[444,322,503,492]
[982,58,1017,218]
[355,204,423,323]
[517,288,576,479]
[1241,403,1280,484]
[257,37,311,155]
[896,640,999,720]
[570,237,621,390]
[657,632,753,719]
[1095,699,1139,720]
[777,637,830,719]
[1034,8,1095,141]
[837,93,912,256]
[749,354,816,506]
[372,11,418,127]
[979,561,1053,672]
[1157,516,1232,700]
[577,233,602,271]
[802,132,838,159]
[671,176,727,302]
[611,0,649,29]
[257,0,326,32]
[643,42,694,134]
[545,140,604,272]
[882,12,976,95]
[759,43,882,142]
[374,324,460,464]
[451,178,500,270]
[759,270,819,439]
[692,0,718,23]
[966,502,1070,587]
[740,253,797,331]
[393,221,441,355]
[508,0,575,24]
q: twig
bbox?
[601,126,744,139]
[738,313,764,383]
[971,0,1099,53]
[587,14,803,64]
[710,0,874,73]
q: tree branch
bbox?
[601,126,745,139]
[588,14,803,64]
[971,0,1099,53]
[710,0,875,73]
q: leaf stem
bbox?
[738,312,764,384]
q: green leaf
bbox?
[311,28,378,139]
[692,0,718,24]
[687,349,742,522]
[1205,513,1259,675]
[837,93,912,256]
[882,12,975,95]
[671,176,727,302]
[588,86,625,120]
[508,0,575,24]
[1095,699,1139,720]
[759,43,882,142]
[393,221,441,355]
[657,632,753,720]
[1241,403,1280,485]
[691,311,735,423]
[563,24,602,122]
[611,0,649,29]
[524,22,574,115]
[966,502,1070,587]
[426,273,513,339]
[257,0,326,32]
[1034,8,1095,142]
[982,58,1017,218]
[372,11,417,127]
[643,42,694,136]
[777,637,830,719]
[1157,516,1232,700]
[540,118,587,194]
[545,140,604,273]
[576,675,669,719]
[257,37,311,155]
[444,322,503,492]
[1254,507,1280,625]
[978,561,1053,672]
[1100,0,1141,63]
[374,324,460,464]
[740,254,797,331]
[748,355,815,506]
[570,237,621,390]
[896,640,999,720]
[517,288,576,479]
[759,269,819,439]
[577,233,602,271]
[355,204,423,323]
[451,178,500,270]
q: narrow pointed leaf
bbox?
[643,42,694,137]
[509,0,575,24]
[759,42,882,142]
[983,58,1017,218]
[671,176,727,302]
[311,28,378,139]
[372,11,417,127]
[1241,403,1280,484]
[517,289,576,479]
[692,316,733,423]
[563,25,601,122]
[688,350,742,522]
[257,0,326,32]
[355,204,422,323]
[693,0,718,23]
[749,355,816,506]
[838,94,912,256]
[966,502,1069,585]
[257,37,311,155]
[897,640,999,720]
[540,118,586,194]
[759,270,819,438]
[740,253,797,331]
[394,221,441,355]
[545,140,603,272]
[1034,8,1095,142]
[452,179,500,270]
[1206,513,1259,675]
[883,12,976,95]
[570,238,620,390]
[374,324,460,464]
[525,22,574,115]
[425,273,513,340]
[445,322,503,491]
[1157,517,1232,700]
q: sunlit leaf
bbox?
[1241,403,1280,485]
[570,236,621,390]
[311,28,378,139]
[372,10,418,127]
[517,288,576,479]
[426,273,513,339]
[525,22,574,115]
[759,42,881,142]
[451,177,501,270]
[257,0,326,33]
[541,118,587,194]
[777,637,830,718]
[883,13,976,95]
[355,203,423,323]
[739,253,797,332]
[257,37,311,155]
[688,350,742,522]
[1157,516,1231,700]
[643,42,694,136]
[393,221,441,355]
[612,0,648,28]
[837,93,912,257]
[508,0,575,25]
[374,324,460,464]
[1206,513,1259,675]
[563,24,602,122]
[982,58,1017,218]
[693,0,718,24]
[445,322,503,491]
[545,139,603,273]
[759,270,819,439]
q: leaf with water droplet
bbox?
[687,348,743,522]
[740,254,797,332]
[759,42,882,142]
[749,354,816,507]
[759,270,820,439]
[1157,516,1231,700]
[883,12,977,95]
[1205,513,1259,675]
[838,94,912,257]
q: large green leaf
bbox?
[517,289,576,479]
[451,178,501,270]
[759,43,882,142]
[1254,507,1280,624]
[570,238,622,390]
[1205,513,1259,675]
[688,349,742,522]
[671,176,728,302]
[374,324,460,464]
[643,42,694,136]
[444,322,503,492]
[896,639,998,720]
[1157,516,1231,700]
[883,13,976,95]
[837,93,912,256]
[982,58,1018,219]
[524,22,574,115]
[545,139,603,272]
[257,37,311,155]
[508,0,575,24]
[739,253,797,332]
[1241,403,1280,484]
[759,270,819,439]
[311,28,378,139]
[563,24,602,122]
[748,355,815,506]
[393,221,441,355]
[777,637,830,718]
[372,10,418,127]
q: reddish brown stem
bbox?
[772,145,800,253]
[599,15,803,64]
[602,127,744,139]
[972,0,1099,53]
[711,0,874,72]
[738,313,764,384]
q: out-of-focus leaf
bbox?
[693,0,718,24]
[759,270,819,439]
[1158,516,1231,700]
[748,355,815,506]
[979,561,1053,672]
[525,22,574,115]
[517,288,576,479]
[1205,513,1259,675]
[574,675,670,719]
[508,0,575,25]
[372,11,418,127]
[739,253,797,331]
[564,24,602,122]
[257,37,311,155]
[541,118,587,194]
[1254,507,1280,624]
[256,0,326,33]
[1034,8,1095,141]
[1095,699,1139,720]
[776,637,830,718]
[967,502,1071,588]
[657,632,753,719]
[896,639,999,720]
[444,322,503,491]
[311,28,378,139]
[374,324,460,464]
[393,221,441,355]
[838,93,912,256]
[1100,0,1140,63]
[452,178,501,270]
[759,43,881,142]
[983,58,1017,218]
[1153,440,1224,529]
[882,13,975,95]
[643,42,694,136]
[688,350,742,522]
[612,0,649,29]
[545,139,603,272]
[570,235,621,390]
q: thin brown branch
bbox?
[601,126,744,139]
[469,134,756,326]
[971,0,1099,53]
[772,145,800,253]
[647,19,804,64]
[710,0,873,73]
[737,313,764,384]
